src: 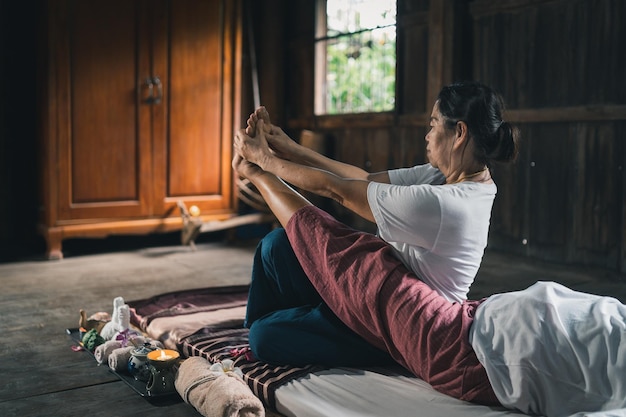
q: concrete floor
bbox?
[0,232,625,417]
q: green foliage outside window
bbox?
[319,0,396,115]
[325,28,396,114]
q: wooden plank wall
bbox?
[471,0,626,272]
[246,0,626,273]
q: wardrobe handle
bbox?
[143,77,154,104]
[152,76,163,104]
[142,77,162,104]
[143,77,155,104]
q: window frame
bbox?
[314,0,398,116]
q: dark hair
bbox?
[437,81,519,166]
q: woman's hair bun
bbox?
[486,121,520,163]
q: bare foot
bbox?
[232,151,264,181]
[246,106,273,137]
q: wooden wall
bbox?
[249,0,626,273]
[471,0,626,272]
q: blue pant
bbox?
[245,228,395,367]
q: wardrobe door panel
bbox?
[153,0,235,214]
[55,0,152,220]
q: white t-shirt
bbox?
[470,281,626,416]
[367,164,496,303]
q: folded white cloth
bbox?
[100,297,126,340]
[108,346,134,372]
[471,281,626,416]
[94,340,122,364]
[175,356,264,417]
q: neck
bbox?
[446,166,490,185]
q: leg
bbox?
[245,228,323,327]
[249,304,395,367]
[245,220,394,367]
[232,152,310,228]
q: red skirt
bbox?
[285,205,498,405]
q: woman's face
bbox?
[425,101,455,171]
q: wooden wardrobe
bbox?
[38,0,242,259]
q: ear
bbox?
[452,121,469,150]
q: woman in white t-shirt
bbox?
[234,82,519,365]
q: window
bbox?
[315,0,397,115]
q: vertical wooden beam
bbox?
[254,0,287,124]
[232,0,243,136]
[224,0,243,210]
[426,0,456,108]
[314,0,327,115]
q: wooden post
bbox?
[426,0,456,108]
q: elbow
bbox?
[328,190,345,206]
[317,184,343,204]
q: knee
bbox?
[259,228,290,261]
[248,320,282,364]
[257,228,299,274]
[251,228,291,280]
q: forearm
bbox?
[265,127,390,182]
[292,143,370,179]
[295,145,391,183]
[261,154,343,199]
[261,155,375,222]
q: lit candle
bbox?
[147,349,180,362]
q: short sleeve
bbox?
[388,164,446,186]
[368,182,442,249]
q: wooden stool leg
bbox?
[177,201,202,248]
